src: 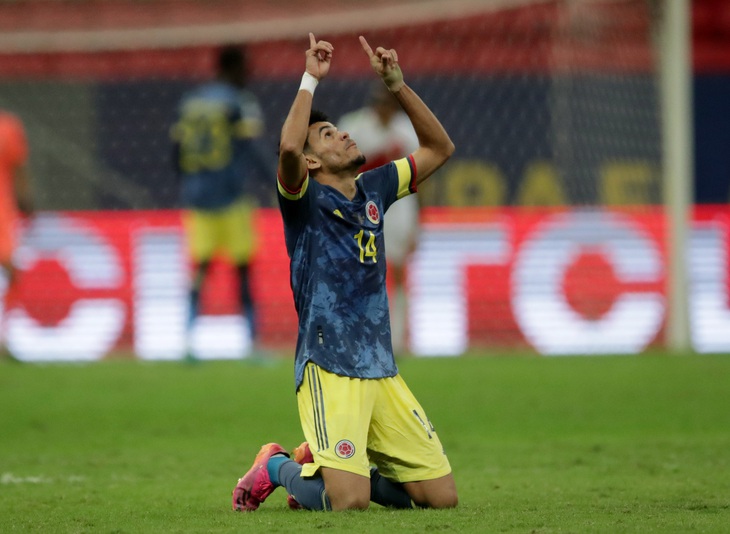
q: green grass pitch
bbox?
[2,352,729,532]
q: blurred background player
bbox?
[171,45,273,358]
[338,82,420,354]
[0,110,35,358]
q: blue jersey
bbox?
[172,81,265,210]
[278,157,418,390]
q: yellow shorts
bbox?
[297,361,452,483]
[183,199,257,264]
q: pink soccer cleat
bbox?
[286,494,304,510]
[286,441,314,510]
[232,443,289,511]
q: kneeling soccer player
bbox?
[232,32,457,512]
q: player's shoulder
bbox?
[188,81,236,101]
[358,161,397,184]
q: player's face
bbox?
[307,122,366,173]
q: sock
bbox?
[268,461,411,511]
[273,459,331,511]
[370,467,414,509]
[267,454,289,485]
[188,288,200,328]
[236,264,257,342]
[188,262,209,328]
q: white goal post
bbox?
[658,0,693,352]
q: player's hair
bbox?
[309,109,329,126]
[303,109,330,153]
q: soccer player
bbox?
[0,110,34,356]
[338,82,421,354]
[171,45,273,357]
[231,33,457,511]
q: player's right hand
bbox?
[305,32,333,81]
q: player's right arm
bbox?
[278,33,333,193]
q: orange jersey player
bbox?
[0,111,34,286]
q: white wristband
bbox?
[299,72,318,95]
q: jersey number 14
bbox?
[354,230,378,264]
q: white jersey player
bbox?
[338,82,420,353]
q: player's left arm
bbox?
[359,36,454,186]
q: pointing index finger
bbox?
[359,35,374,58]
[309,32,317,48]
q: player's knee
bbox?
[415,493,458,509]
[429,489,458,509]
[412,486,458,509]
[321,467,371,511]
[328,492,370,511]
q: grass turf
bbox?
[1,352,729,532]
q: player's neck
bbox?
[314,172,358,201]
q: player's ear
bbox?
[305,154,321,171]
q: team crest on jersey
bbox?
[335,439,356,459]
[365,201,380,224]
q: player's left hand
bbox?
[359,36,404,92]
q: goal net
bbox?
[1,0,692,361]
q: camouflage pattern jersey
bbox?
[277,156,418,390]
